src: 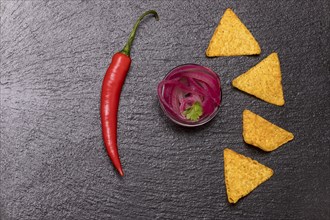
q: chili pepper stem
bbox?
[120,10,159,56]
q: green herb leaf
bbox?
[183,102,203,121]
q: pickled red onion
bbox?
[157,64,221,125]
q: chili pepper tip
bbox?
[118,168,124,176]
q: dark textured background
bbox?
[1,0,329,219]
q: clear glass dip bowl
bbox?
[157,64,222,127]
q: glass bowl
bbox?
[157,64,222,127]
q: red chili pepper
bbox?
[101,10,159,176]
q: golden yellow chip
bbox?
[243,110,294,151]
[206,8,261,57]
[232,53,285,106]
[224,148,273,204]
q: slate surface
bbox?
[1,0,329,219]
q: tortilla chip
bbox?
[243,110,294,151]
[206,8,261,57]
[224,148,273,204]
[232,53,285,106]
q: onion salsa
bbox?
[157,64,222,127]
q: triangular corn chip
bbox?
[224,148,273,204]
[232,53,285,106]
[206,8,261,57]
[243,110,294,151]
